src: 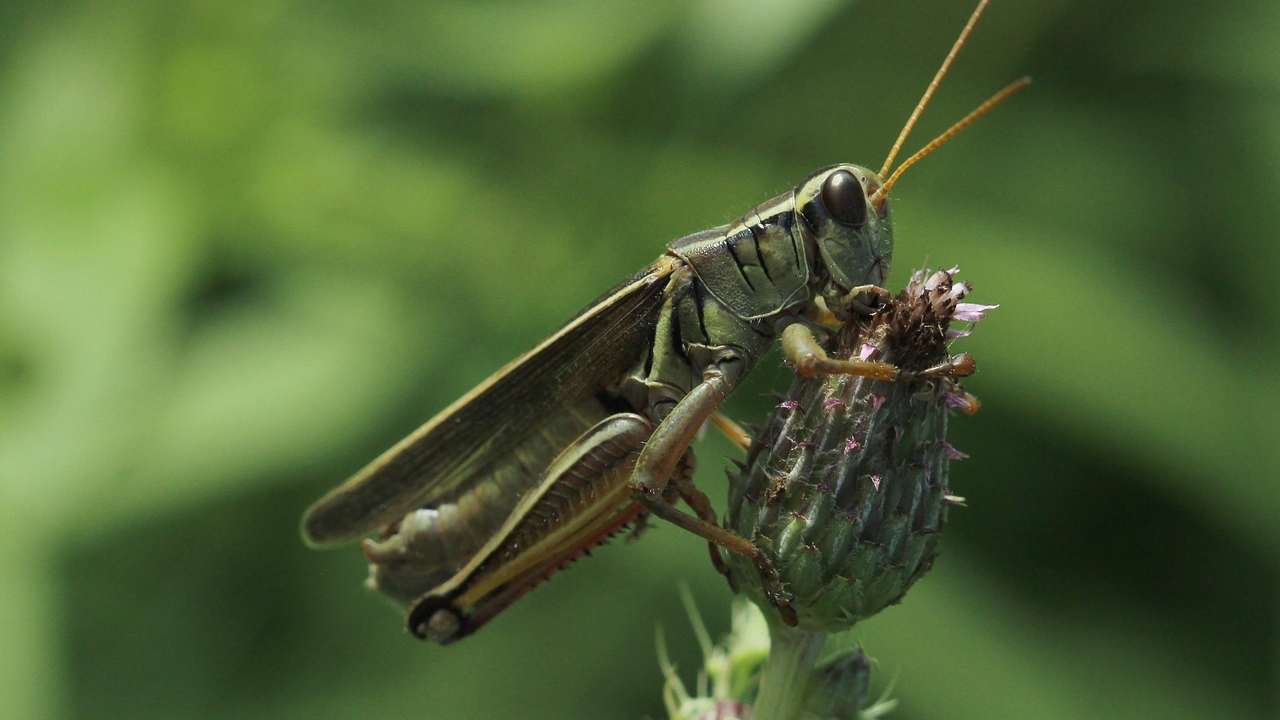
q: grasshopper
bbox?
[302,0,1024,644]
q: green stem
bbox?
[753,619,827,720]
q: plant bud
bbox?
[724,268,991,630]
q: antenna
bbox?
[871,76,1031,206]
[878,0,991,179]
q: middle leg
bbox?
[628,362,796,622]
[626,270,797,621]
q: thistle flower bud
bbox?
[724,268,990,631]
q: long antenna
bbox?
[877,0,991,179]
[871,76,1031,207]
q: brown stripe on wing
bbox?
[302,258,678,546]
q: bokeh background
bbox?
[2,0,1276,718]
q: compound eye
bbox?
[821,170,868,227]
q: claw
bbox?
[839,284,893,316]
[919,352,976,379]
[754,552,798,625]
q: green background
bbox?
[2,1,1275,718]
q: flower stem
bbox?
[752,619,827,720]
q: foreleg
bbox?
[781,323,900,380]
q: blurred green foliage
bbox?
[1,1,1275,718]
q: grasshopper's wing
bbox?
[302,259,677,546]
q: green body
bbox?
[303,163,896,641]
